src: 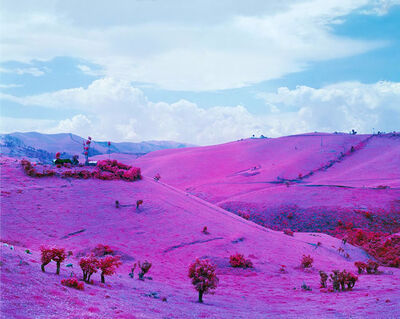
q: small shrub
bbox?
[238,211,250,220]
[319,270,328,288]
[188,258,219,303]
[229,253,253,269]
[136,200,143,209]
[61,278,84,290]
[202,226,209,235]
[93,244,114,257]
[301,282,312,291]
[301,255,313,269]
[138,260,152,280]
[129,263,137,279]
[115,200,120,208]
[354,261,367,274]
[98,256,122,283]
[366,260,379,274]
[283,229,294,236]
[154,173,161,181]
[279,265,287,273]
[79,256,99,283]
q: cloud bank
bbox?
[0,0,388,91]
[1,78,399,145]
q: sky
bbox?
[0,0,399,145]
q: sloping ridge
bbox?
[2,157,400,318]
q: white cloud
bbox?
[0,84,23,89]
[259,81,400,134]
[1,78,399,144]
[0,116,56,133]
[0,0,390,91]
[361,0,400,15]
[0,67,45,77]
[77,65,104,77]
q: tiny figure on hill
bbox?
[136,200,143,209]
[154,173,161,181]
[115,200,120,208]
[202,226,210,235]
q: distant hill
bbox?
[0,132,194,163]
[134,132,400,232]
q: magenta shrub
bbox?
[301,255,313,269]
[229,253,253,269]
[283,228,294,236]
[138,260,152,280]
[61,278,84,290]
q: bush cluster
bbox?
[283,229,294,236]
[229,253,253,269]
[341,229,400,267]
[329,270,358,291]
[21,160,55,178]
[61,277,84,290]
[354,260,379,274]
[96,160,142,181]
[237,211,250,220]
[79,254,121,283]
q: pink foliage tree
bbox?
[98,256,122,283]
[188,259,219,303]
[79,255,99,283]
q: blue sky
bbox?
[1,0,399,144]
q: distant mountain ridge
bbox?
[0,132,194,163]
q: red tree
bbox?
[188,259,219,303]
[98,256,122,283]
[40,247,66,274]
[79,256,99,283]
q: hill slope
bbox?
[1,157,399,318]
[134,133,400,232]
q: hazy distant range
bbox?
[0,132,194,163]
